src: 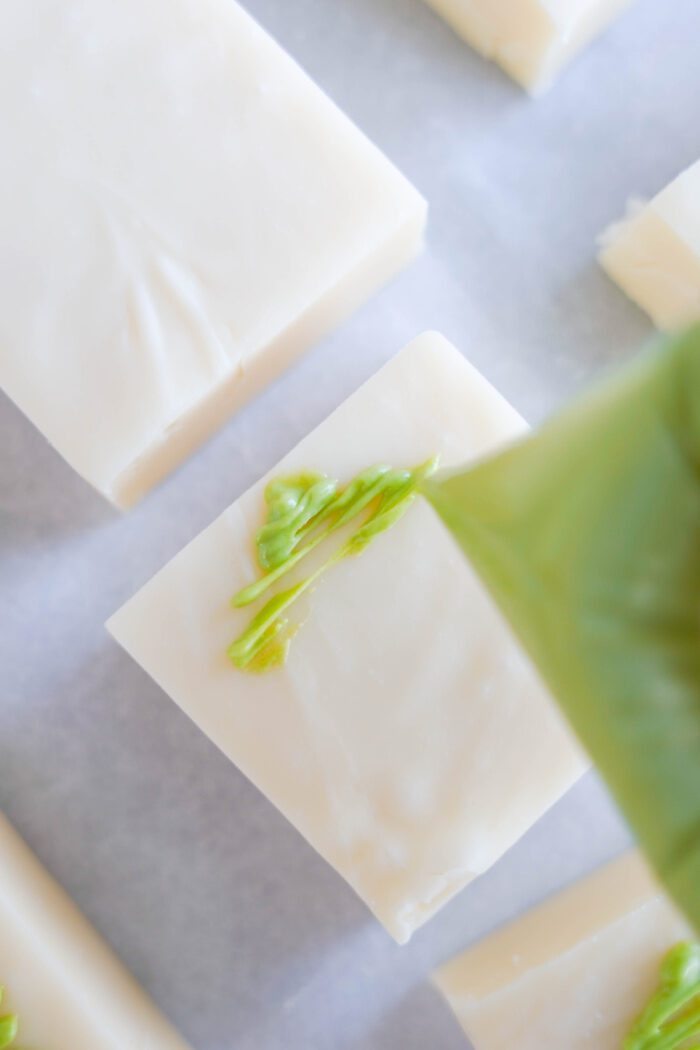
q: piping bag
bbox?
[422,324,700,931]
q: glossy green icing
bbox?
[624,942,700,1049]
[228,457,438,672]
[0,988,18,1050]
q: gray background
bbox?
[2,0,700,1046]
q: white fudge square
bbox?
[600,159,700,329]
[0,812,192,1050]
[434,853,690,1049]
[0,0,425,507]
[422,0,634,93]
[107,333,585,944]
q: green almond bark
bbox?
[422,325,700,932]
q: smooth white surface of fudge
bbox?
[422,0,634,93]
[107,333,586,944]
[600,159,700,329]
[434,852,690,1049]
[0,812,192,1050]
[0,0,425,506]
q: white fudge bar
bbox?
[434,853,690,1049]
[422,0,634,93]
[0,0,425,507]
[108,333,585,944]
[0,812,192,1050]
[600,160,700,329]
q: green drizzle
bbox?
[0,989,18,1050]
[624,942,700,1049]
[228,457,438,672]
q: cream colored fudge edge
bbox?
[422,0,553,91]
[0,812,192,1049]
[111,207,426,508]
[599,169,700,330]
[433,852,660,1005]
[422,0,634,94]
[537,0,634,92]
